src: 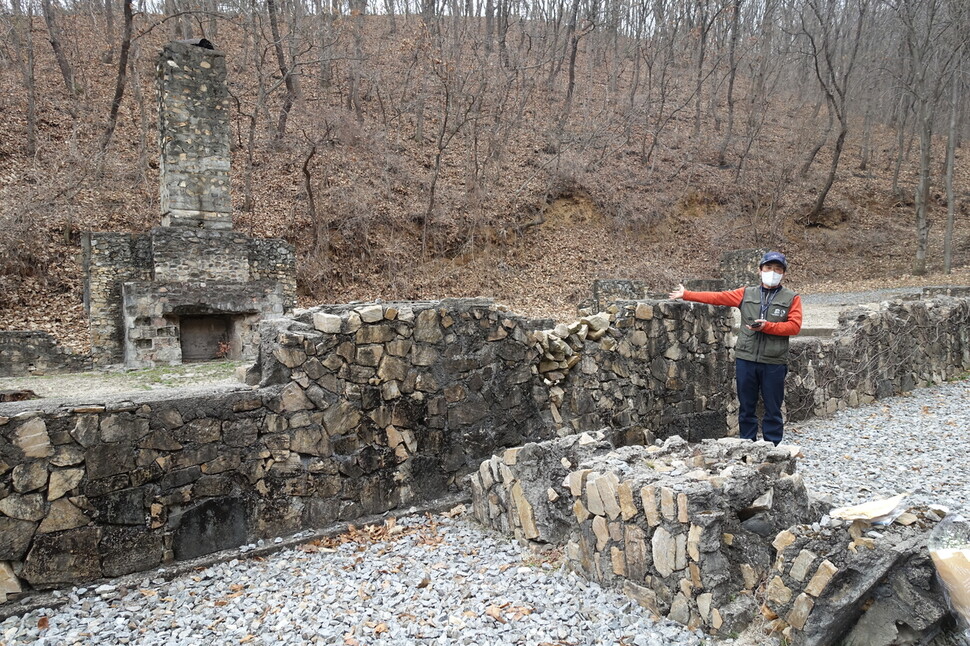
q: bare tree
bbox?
[268,0,300,139]
[892,0,963,274]
[40,0,77,95]
[4,0,38,156]
[797,0,871,222]
[100,0,134,152]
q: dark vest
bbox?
[735,285,797,365]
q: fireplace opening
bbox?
[179,315,232,362]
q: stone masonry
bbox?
[82,228,295,368]
[0,298,732,602]
[470,433,955,645]
[0,332,90,378]
[2,292,969,606]
[157,39,232,229]
[786,295,970,421]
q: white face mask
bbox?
[761,270,783,287]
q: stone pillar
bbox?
[157,39,232,230]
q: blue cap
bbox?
[760,251,788,271]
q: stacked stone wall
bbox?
[150,229,251,282]
[4,294,969,605]
[249,238,297,305]
[540,301,735,443]
[786,297,970,421]
[0,298,732,601]
[472,434,814,635]
[470,434,954,645]
[0,333,91,378]
[81,232,154,365]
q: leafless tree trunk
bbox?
[943,65,959,273]
[799,0,869,221]
[7,0,38,156]
[716,0,742,166]
[103,0,116,62]
[347,0,366,121]
[99,0,133,152]
[40,0,77,95]
[891,91,910,196]
[268,0,299,139]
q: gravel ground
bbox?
[790,377,970,516]
[0,516,709,646]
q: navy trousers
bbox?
[735,358,788,444]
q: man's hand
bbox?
[746,319,767,331]
[668,284,685,300]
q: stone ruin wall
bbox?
[786,296,970,421]
[471,432,954,646]
[0,298,732,602]
[0,333,90,379]
[0,294,968,607]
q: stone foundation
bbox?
[786,296,970,421]
[469,432,955,645]
[2,293,970,609]
[471,433,816,634]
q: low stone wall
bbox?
[470,433,954,645]
[0,332,91,378]
[786,296,970,421]
[3,292,969,606]
[471,433,817,635]
[0,298,733,602]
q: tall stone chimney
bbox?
[157,39,232,230]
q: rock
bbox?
[788,549,817,582]
[652,527,676,578]
[13,417,52,458]
[85,443,135,480]
[280,382,313,412]
[12,461,48,493]
[312,312,342,333]
[273,346,307,368]
[0,517,36,560]
[21,527,102,586]
[38,499,90,533]
[414,309,443,343]
[48,467,85,501]
[50,445,84,467]
[0,493,45,521]
[70,415,100,448]
[357,304,384,323]
[0,562,22,602]
[100,527,164,578]
[805,559,837,597]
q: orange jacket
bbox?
[683,287,803,336]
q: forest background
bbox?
[0,0,968,352]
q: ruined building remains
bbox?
[81,40,295,369]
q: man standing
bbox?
[668,251,802,444]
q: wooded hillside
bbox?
[1,0,968,350]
